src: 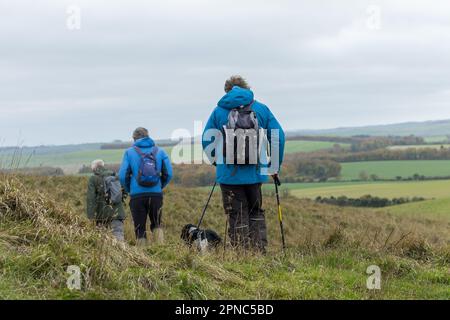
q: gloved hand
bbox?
[272,173,281,186]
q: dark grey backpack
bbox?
[223,102,259,165]
[103,175,123,205]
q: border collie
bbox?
[181,224,222,252]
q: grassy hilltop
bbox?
[0,174,448,299]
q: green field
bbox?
[1,140,346,173]
[284,140,348,153]
[340,160,450,180]
[2,149,126,174]
[384,197,450,221]
[288,180,450,200]
[263,181,379,192]
[286,179,450,221]
[424,135,450,143]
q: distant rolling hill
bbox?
[289,119,450,138]
[3,119,450,161]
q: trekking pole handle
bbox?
[272,174,281,187]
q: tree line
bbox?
[282,159,341,182]
[286,134,425,148]
[315,195,425,208]
[288,146,450,163]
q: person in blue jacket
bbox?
[202,76,285,252]
[119,127,173,246]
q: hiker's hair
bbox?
[91,159,105,171]
[224,75,250,93]
[133,127,149,141]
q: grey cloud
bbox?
[1,0,450,145]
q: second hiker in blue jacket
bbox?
[202,76,285,253]
[119,127,173,246]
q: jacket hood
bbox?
[217,86,254,110]
[94,167,114,177]
[134,137,155,148]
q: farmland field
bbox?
[288,180,450,202]
[424,136,450,143]
[383,197,450,221]
[22,149,125,168]
[1,140,346,173]
[1,149,126,174]
[340,160,450,180]
[284,140,349,153]
[262,181,380,192]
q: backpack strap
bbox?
[134,146,158,157]
[151,147,160,173]
[238,100,255,111]
[102,175,111,204]
[151,146,159,159]
[133,146,145,157]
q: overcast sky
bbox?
[1,0,450,146]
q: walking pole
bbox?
[273,175,286,252]
[197,181,217,229]
[223,215,228,258]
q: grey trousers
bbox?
[111,219,125,242]
[96,219,125,242]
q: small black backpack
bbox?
[222,102,260,165]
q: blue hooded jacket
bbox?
[119,137,173,197]
[202,86,285,185]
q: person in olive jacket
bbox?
[86,159,126,241]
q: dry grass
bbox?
[0,173,448,299]
[0,174,156,294]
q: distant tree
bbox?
[294,159,341,181]
[331,144,343,153]
[359,171,369,181]
[315,194,425,208]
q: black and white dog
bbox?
[181,224,222,252]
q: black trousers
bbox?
[129,195,163,239]
[220,183,267,251]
